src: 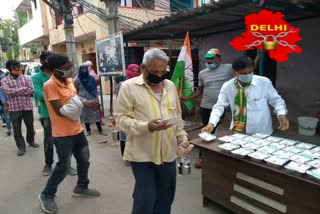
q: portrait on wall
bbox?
[96,32,125,73]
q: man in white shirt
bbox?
[202,56,289,135]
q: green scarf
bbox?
[233,79,251,133]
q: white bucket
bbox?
[297,116,319,136]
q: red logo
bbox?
[230,9,302,62]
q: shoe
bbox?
[72,187,101,198]
[38,193,58,214]
[85,131,91,136]
[6,129,11,136]
[2,124,6,127]
[17,149,25,156]
[29,143,40,148]
[42,165,52,176]
[67,167,77,176]
[194,159,203,169]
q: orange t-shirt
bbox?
[43,75,83,137]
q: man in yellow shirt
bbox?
[38,54,100,214]
[115,48,193,214]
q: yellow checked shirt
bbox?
[114,75,188,165]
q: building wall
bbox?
[17,0,48,45]
[198,17,320,121]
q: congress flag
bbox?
[171,32,194,111]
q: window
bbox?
[132,0,155,9]
[77,5,84,15]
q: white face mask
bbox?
[56,69,74,78]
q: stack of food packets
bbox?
[217,133,320,179]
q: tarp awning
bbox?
[123,0,320,41]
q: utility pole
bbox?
[100,0,119,117]
[60,0,79,71]
[42,0,78,70]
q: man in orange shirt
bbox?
[38,54,100,214]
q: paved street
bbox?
[0,99,231,214]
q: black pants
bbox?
[9,110,35,151]
[42,132,90,196]
[40,118,54,166]
[199,107,225,158]
[85,122,102,132]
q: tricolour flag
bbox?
[171,32,194,111]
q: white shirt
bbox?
[209,75,287,135]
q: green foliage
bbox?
[0,20,20,60]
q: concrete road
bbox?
[0,107,230,214]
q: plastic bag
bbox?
[60,96,83,121]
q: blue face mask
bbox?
[238,73,253,83]
[206,63,218,70]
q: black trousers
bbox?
[85,122,102,132]
[9,110,35,150]
[40,118,54,166]
[42,132,90,196]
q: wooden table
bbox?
[191,138,320,214]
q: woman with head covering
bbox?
[115,64,140,159]
[74,65,107,136]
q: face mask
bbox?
[206,63,218,70]
[147,71,166,84]
[11,70,21,76]
[238,73,253,83]
[56,69,74,78]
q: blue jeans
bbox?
[42,132,90,196]
[0,105,11,130]
[40,118,53,166]
[131,161,176,214]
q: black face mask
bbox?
[146,69,166,84]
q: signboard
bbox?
[229,9,302,62]
[96,32,125,73]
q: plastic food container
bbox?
[242,142,262,150]
[248,151,269,162]
[265,136,283,143]
[269,143,286,150]
[218,135,237,143]
[257,145,279,154]
[231,133,248,139]
[295,142,315,150]
[244,136,260,143]
[300,149,320,159]
[306,168,320,179]
[273,150,295,159]
[265,156,289,167]
[251,133,270,139]
[306,159,320,168]
[283,146,305,154]
[198,132,216,142]
[254,139,272,147]
[231,148,254,158]
[285,161,311,173]
[218,143,240,151]
[231,139,249,146]
[289,154,313,164]
[278,139,297,147]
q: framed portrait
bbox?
[96,32,125,73]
